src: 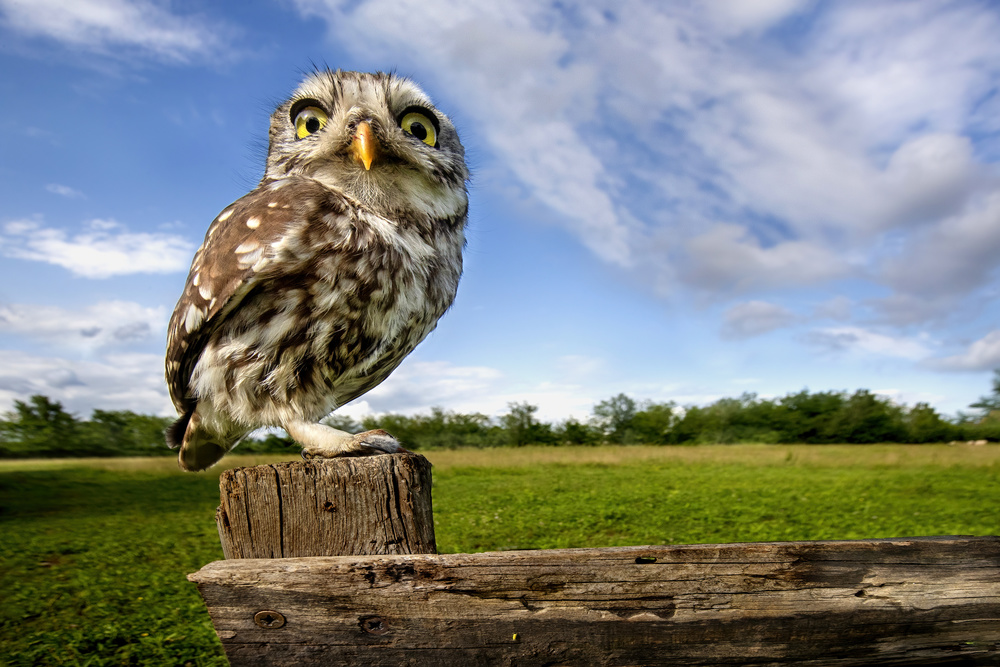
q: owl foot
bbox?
[286,418,408,459]
[301,429,408,459]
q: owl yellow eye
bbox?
[294,106,328,139]
[400,109,438,147]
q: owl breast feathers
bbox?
[164,70,468,471]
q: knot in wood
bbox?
[359,616,389,635]
[254,610,286,629]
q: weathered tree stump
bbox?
[215,453,435,558]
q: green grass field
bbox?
[2,444,998,665]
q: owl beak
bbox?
[350,121,377,171]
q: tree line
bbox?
[3,374,1000,458]
[359,387,1000,449]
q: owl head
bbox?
[264,69,468,219]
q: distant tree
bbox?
[0,395,91,458]
[970,369,1000,414]
[631,401,677,444]
[363,407,504,449]
[664,405,704,444]
[824,390,905,444]
[86,409,173,456]
[501,402,555,446]
[436,410,503,448]
[663,393,781,444]
[238,431,296,453]
[557,417,599,446]
[904,403,957,443]
[776,390,846,443]
[502,402,538,447]
[969,410,1000,442]
[593,393,638,444]
[697,393,777,444]
[943,370,1000,442]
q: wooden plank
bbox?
[188,535,1000,666]
[215,454,435,559]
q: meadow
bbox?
[2,444,999,665]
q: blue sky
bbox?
[1,0,1000,424]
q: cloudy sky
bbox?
[1,0,999,424]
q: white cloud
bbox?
[46,183,84,198]
[349,359,506,415]
[0,300,166,351]
[286,1,1000,323]
[339,358,738,423]
[871,294,958,328]
[872,188,1000,329]
[704,0,813,36]
[0,0,232,63]
[721,301,795,339]
[880,134,988,226]
[809,2,1000,146]
[0,350,173,417]
[683,223,848,293]
[339,358,604,422]
[814,296,853,321]
[487,384,606,423]
[0,218,194,278]
[877,191,1000,322]
[806,326,933,361]
[927,330,1000,372]
[554,354,605,381]
[870,387,949,409]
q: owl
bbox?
[164,70,468,471]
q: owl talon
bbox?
[352,428,409,454]
[300,428,408,459]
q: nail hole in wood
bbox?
[254,610,286,628]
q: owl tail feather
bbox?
[165,411,191,450]
[170,409,229,472]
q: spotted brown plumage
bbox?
[165,70,468,471]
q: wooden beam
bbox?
[215,454,435,558]
[189,535,1000,666]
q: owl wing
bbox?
[165,178,320,414]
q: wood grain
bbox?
[189,535,1000,666]
[215,453,435,558]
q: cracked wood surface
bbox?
[215,453,435,559]
[190,535,1000,666]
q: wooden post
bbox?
[189,536,1000,666]
[215,453,435,558]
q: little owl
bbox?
[164,70,468,471]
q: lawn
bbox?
[2,444,998,665]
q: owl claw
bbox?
[300,428,409,459]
